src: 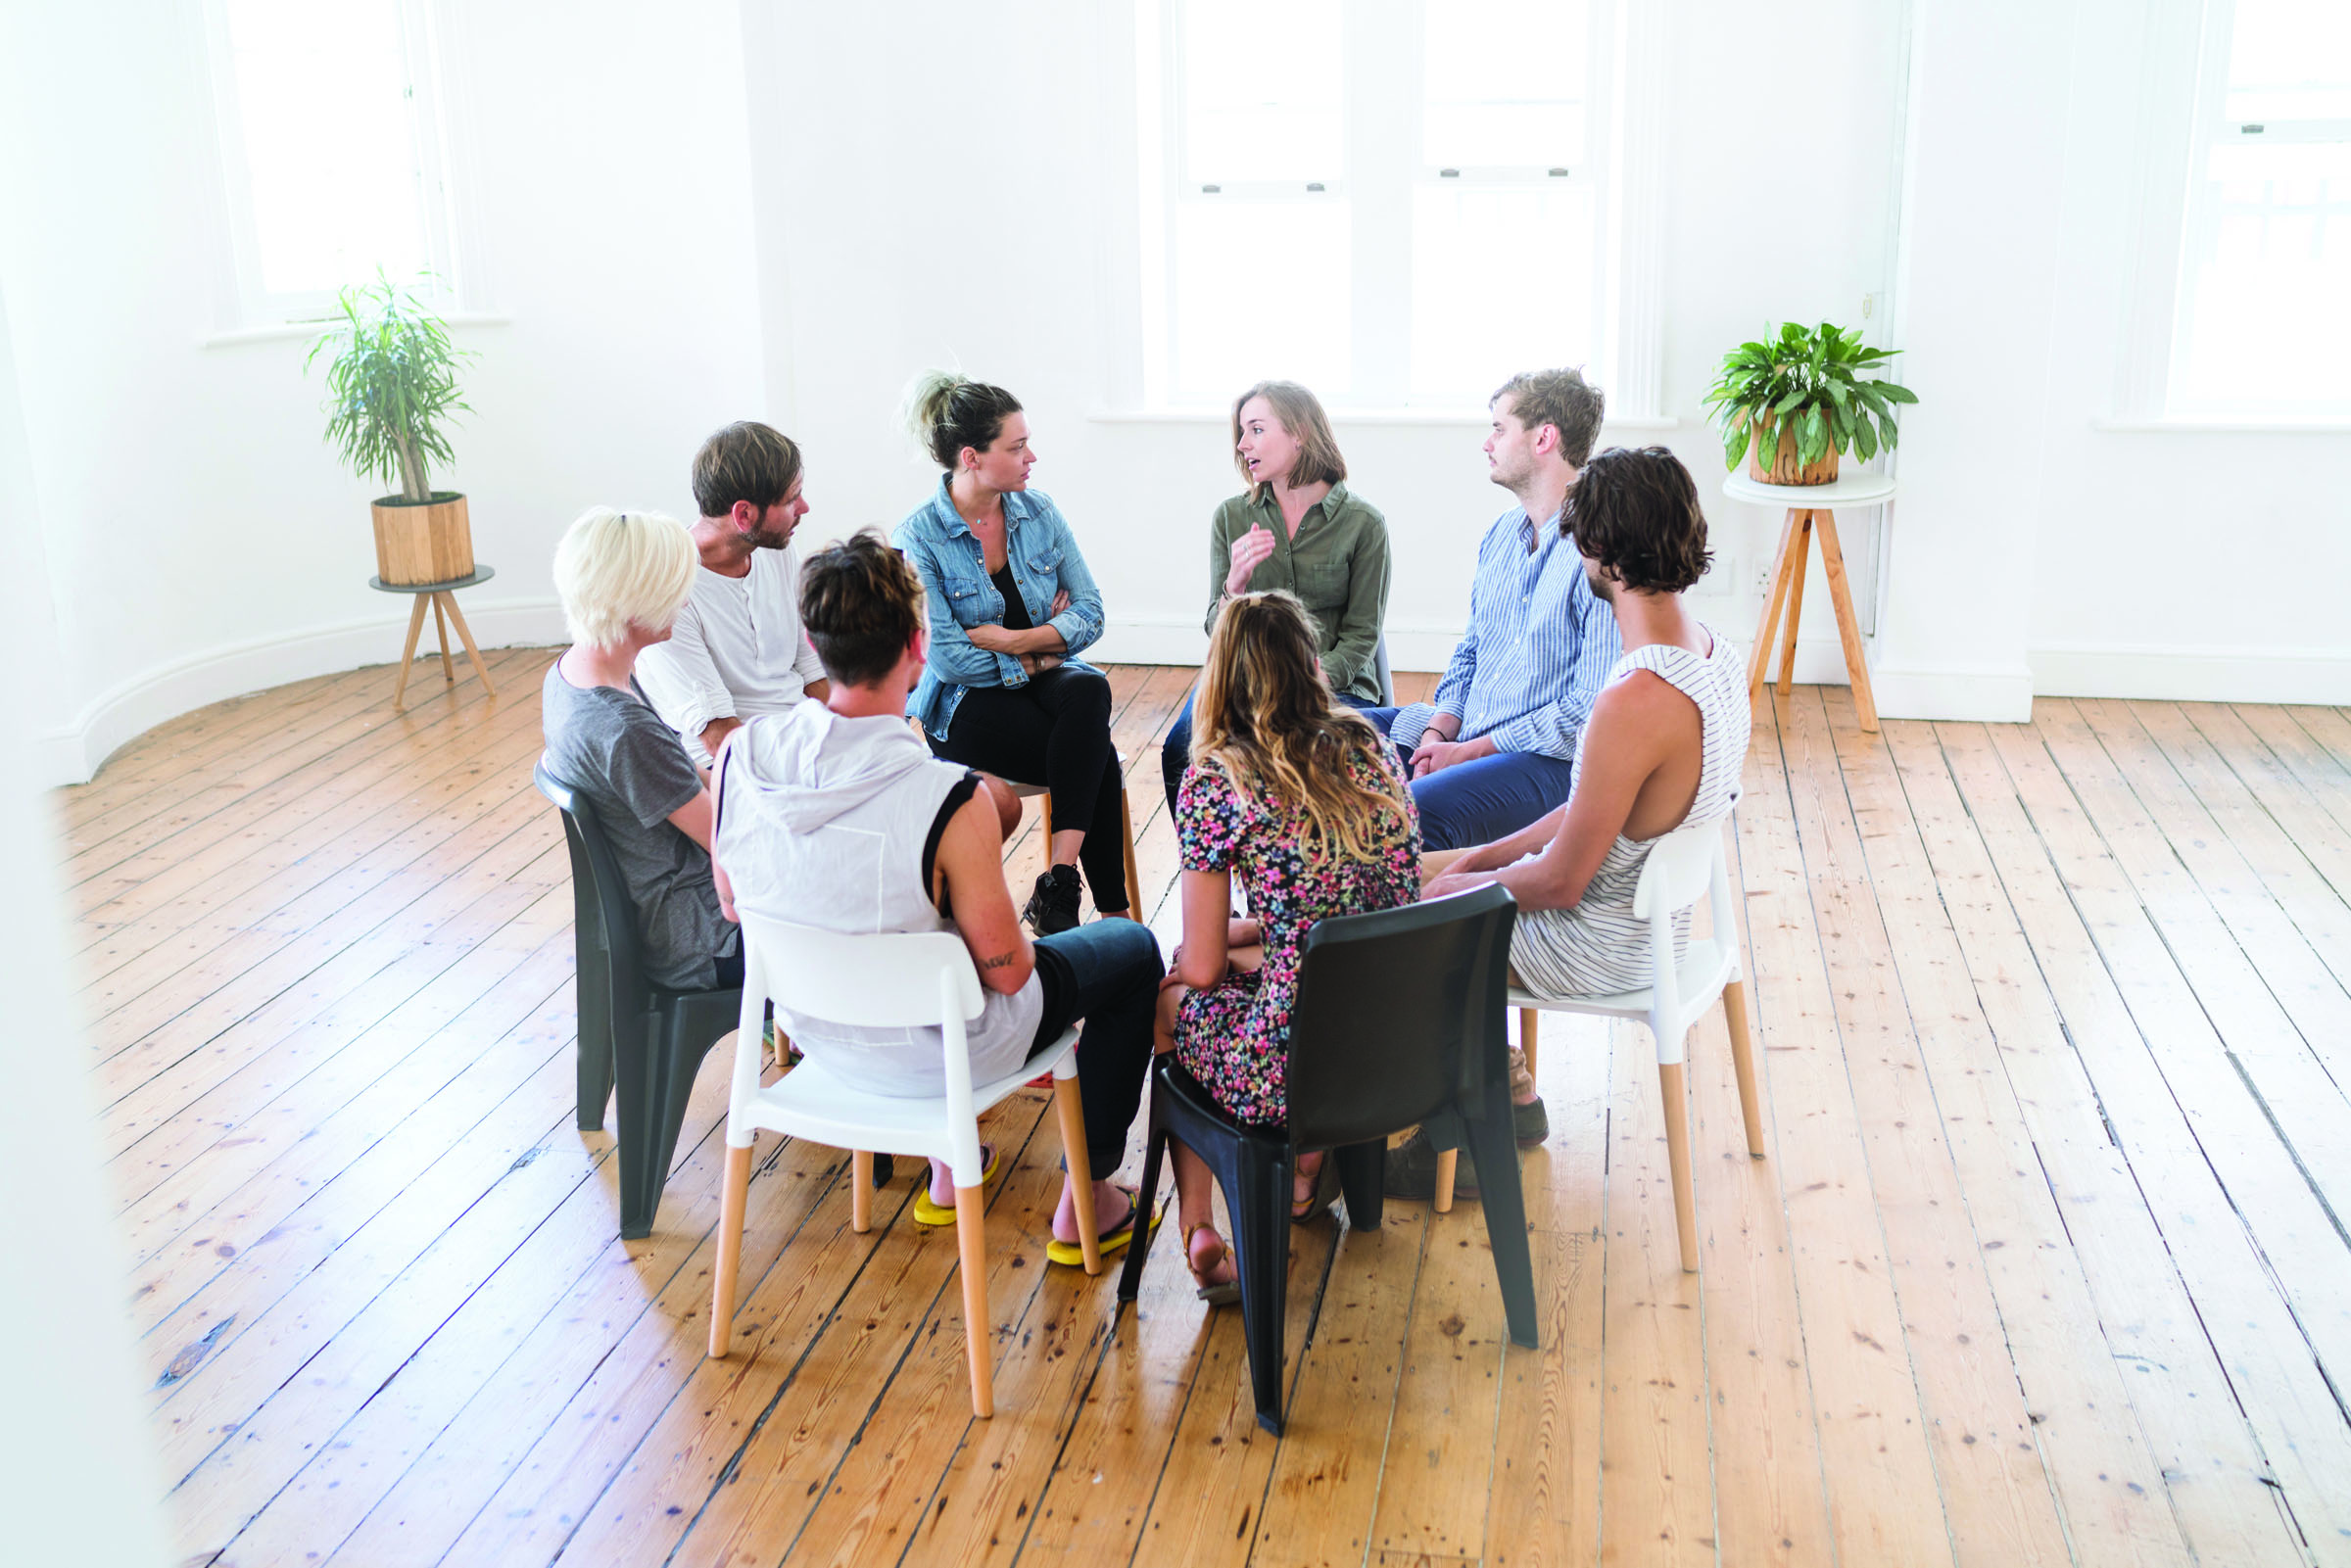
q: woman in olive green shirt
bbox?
[1160,380,1394,815]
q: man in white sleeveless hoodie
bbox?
[712,530,1163,1262]
[1394,446,1751,1198]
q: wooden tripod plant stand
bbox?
[1725,472,1894,732]
[368,565,499,709]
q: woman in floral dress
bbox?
[1153,592,1421,1303]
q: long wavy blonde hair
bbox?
[1190,592,1413,864]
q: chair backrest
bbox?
[534,756,652,1020]
[728,908,992,1127]
[1281,884,1517,1150]
[1373,635,1395,705]
[1630,819,1733,1049]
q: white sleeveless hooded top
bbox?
[1509,630,1751,998]
[715,702,1043,1096]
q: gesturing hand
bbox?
[1223,523,1277,595]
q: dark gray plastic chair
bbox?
[1117,883,1537,1433]
[534,757,741,1240]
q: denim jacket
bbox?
[893,478,1107,740]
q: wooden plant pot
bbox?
[372,492,474,586]
[1747,413,1841,486]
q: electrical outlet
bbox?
[1752,556,1775,598]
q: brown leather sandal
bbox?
[1183,1221,1242,1307]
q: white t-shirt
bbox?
[636,544,830,766]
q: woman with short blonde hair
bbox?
[542,506,742,991]
[1158,380,1393,816]
[1152,590,1420,1303]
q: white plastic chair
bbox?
[1449,819,1765,1273]
[706,913,1100,1418]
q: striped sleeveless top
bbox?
[1510,629,1751,998]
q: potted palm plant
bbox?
[1703,320,1915,486]
[308,271,476,585]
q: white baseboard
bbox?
[2031,641,2351,705]
[39,597,565,787]
[1755,638,2036,722]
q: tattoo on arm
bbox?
[979,950,1019,971]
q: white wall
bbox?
[4,0,2345,791]
[747,0,1912,679]
[0,0,772,786]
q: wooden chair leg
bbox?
[1658,1061,1699,1273]
[1775,514,1811,697]
[852,1150,874,1233]
[1118,784,1144,919]
[1518,1007,1540,1086]
[1746,508,1802,702]
[1812,512,1877,733]
[955,1185,994,1418]
[708,1142,753,1358]
[438,591,498,698]
[392,594,429,708]
[431,594,456,684]
[1053,1073,1102,1274]
[1722,980,1767,1158]
[1434,1148,1457,1213]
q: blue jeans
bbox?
[1357,707,1580,853]
[1029,917,1164,1175]
[1159,686,1380,819]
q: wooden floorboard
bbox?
[48,662,2351,1566]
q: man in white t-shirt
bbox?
[637,422,832,767]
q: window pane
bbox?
[1422,0,1587,167]
[223,0,429,297]
[1181,0,1343,185]
[1410,184,1594,404]
[2176,141,2351,408]
[2224,0,2351,122]
[1172,199,1351,402]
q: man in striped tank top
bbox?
[1389,447,1751,1199]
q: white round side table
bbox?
[1721,471,1896,733]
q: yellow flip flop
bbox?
[910,1145,1003,1226]
[1044,1185,1163,1267]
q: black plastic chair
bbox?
[1117,884,1537,1433]
[534,757,741,1240]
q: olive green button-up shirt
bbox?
[1204,482,1392,704]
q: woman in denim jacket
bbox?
[893,372,1126,934]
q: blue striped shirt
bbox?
[1432,506,1620,761]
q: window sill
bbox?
[200,311,511,350]
[1090,407,1678,430]
[2091,414,2351,434]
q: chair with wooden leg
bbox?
[1439,819,1767,1274]
[705,915,1098,1418]
[1005,749,1145,918]
[1726,472,1895,733]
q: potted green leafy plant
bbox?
[1703,320,1915,486]
[307,270,476,585]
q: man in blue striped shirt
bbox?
[1365,367,1621,852]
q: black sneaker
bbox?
[1383,1127,1478,1201]
[1023,864,1083,935]
[1513,1096,1550,1148]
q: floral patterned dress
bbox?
[1173,745,1422,1126]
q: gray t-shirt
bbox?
[541,662,737,990]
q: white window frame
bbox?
[1130,0,1664,419]
[197,0,483,330]
[2117,0,2351,423]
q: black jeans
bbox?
[1025,918,1164,1177]
[934,666,1129,913]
